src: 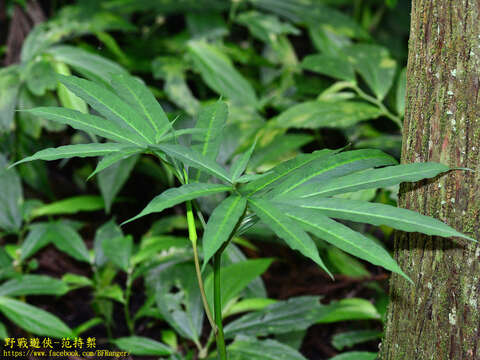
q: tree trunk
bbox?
[381,1,480,359]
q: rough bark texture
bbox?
[381,1,480,359]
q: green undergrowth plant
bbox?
[10,72,475,359]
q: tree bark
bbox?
[381,1,480,359]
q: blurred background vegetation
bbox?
[0,1,411,359]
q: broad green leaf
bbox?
[396,67,407,116]
[96,284,125,303]
[51,221,91,263]
[0,156,23,232]
[342,44,397,100]
[332,330,383,351]
[317,298,381,323]
[0,296,72,337]
[114,336,172,356]
[52,61,88,114]
[111,73,170,138]
[247,198,331,276]
[326,247,370,278]
[101,235,133,272]
[0,321,7,339]
[297,162,450,198]
[94,219,123,267]
[46,45,128,84]
[329,352,378,360]
[191,101,228,181]
[0,67,20,133]
[224,298,278,318]
[25,60,57,96]
[224,296,322,338]
[275,100,381,129]
[271,149,397,196]
[204,258,273,311]
[230,141,257,181]
[149,263,204,342]
[58,75,155,144]
[72,317,103,336]
[132,236,189,265]
[241,148,338,197]
[62,273,93,289]
[228,336,307,360]
[155,144,232,183]
[188,41,258,107]
[20,223,53,260]
[98,154,139,213]
[285,197,475,241]
[277,205,407,280]
[25,107,144,145]
[202,196,247,268]
[88,147,143,179]
[31,195,104,218]
[123,183,231,225]
[236,11,300,44]
[186,11,228,39]
[251,0,368,40]
[0,275,68,296]
[302,54,355,82]
[13,143,134,167]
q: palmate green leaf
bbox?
[204,258,273,312]
[275,100,382,129]
[228,336,307,360]
[111,73,171,139]
[46,45,128,84]
[31,195,104,218]
[270,149,397,197]
[230,141,257,182]
[241,148,338,197]
[296,162,450,198]
[301,54,355,82]
[0,275,69,297]
[224,296,322,338]
[247,198,331,276]
[11,143,137,167]
[276,205,408,280]
[88,147,143,180]
[187,40,258,107]
[285,197,475,241]
[58,75,156,144]
[316,298,381,323]
[0,296,72,338]
[202,196,247,268]
[114,336,173,356]
[342,44,397,100]
[191,101,228,182]
[155,144,232,183]
[24,107,144,146]
[123,183,231,225]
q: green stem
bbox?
[352,84,403,128]
[124,270,134,334]
[213,250,227,360]
[186,200,217,332]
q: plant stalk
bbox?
[213,250,227,360]
[186,200,217,332]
